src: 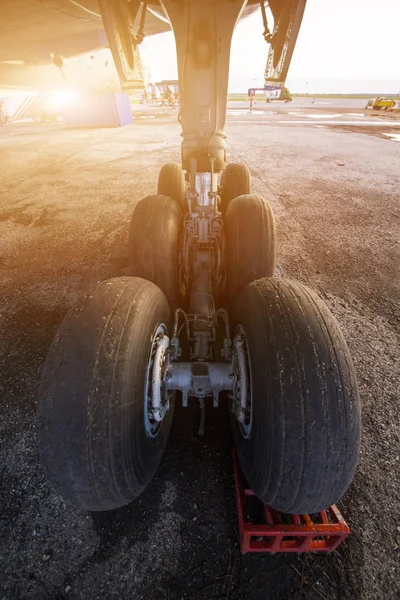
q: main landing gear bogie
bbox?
[37,160,361,516]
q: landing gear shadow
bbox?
[89,395,237,563]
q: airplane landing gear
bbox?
[37,161,361,514]
[37,0,360,515]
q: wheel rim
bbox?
[233,325,253,439]
[144,323,170,438]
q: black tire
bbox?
[129,194,183,309]
[231,277,361,514]
[224,194,275,301]
[220,163,251,212]
[158,163,186,213]
[37,277,174,511]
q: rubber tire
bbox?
[224,194,276,301]
[129,194,183,310]
[158,163,186,213]
[220,163,251,213]
[231,277,361,514]
[37,277,174,512]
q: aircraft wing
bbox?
[0,1,170,66]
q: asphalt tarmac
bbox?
[0,103,399,600]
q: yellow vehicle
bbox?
[365,97,396,110]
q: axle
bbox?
[148,322,251,422]
[168,361,234,407]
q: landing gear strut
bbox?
[37,0,361,514]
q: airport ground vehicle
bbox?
[248,85,292,103]
[37,0,361,515]
[365,97,396,110]
[266,86,292,102]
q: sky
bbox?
[143,0,400,94]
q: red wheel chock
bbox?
[233,450,350,554]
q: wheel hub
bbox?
[232,326,252,438]
[144,324,171,438]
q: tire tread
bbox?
[37,277,173,511]
[232,277,361,514]
[129,194,182,309]
[225,194,276,300]
[220,163,251,212]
